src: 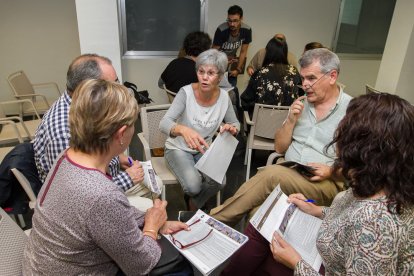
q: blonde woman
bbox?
[23,80,189,275]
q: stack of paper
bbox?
[195,132,239,184]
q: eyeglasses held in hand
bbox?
[170,219,213,249]
[297,71,330,91]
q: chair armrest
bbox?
[137,132,152,161]
[1,99,42,119]
[266,152,284,166]
[0,120,25,143]
[14,94,50,107]
[11,168,37,209]
[243,111,254,126]
[32,82,61,96]
[0,116,31,137]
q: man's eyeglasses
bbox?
[226,18,240,23]
[170,219,213,249]
[298,71,330,91]
[197,69,219,78]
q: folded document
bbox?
[195,132,238,184]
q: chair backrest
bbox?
[0,207,28,276]
[7,71,36,97]
[162,84,177,104]
[140,104,171,149]
[251,104,289,139]
[365,84,382,94]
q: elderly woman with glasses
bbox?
[23,79,191,275]
[160,48,240,211]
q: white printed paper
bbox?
[141,161,162,195]
[195,132,238,184]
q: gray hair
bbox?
[195,49,228,76]
[299,48,340,74]
[66,53,112,95]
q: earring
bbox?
[120,140,124,146]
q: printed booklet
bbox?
[165,210,248,275]
[250,185,323,271]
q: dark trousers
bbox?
[228,75,237,88]
[117,236,193,276]
[221,223,293,276]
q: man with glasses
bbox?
[33,54,157,210]
[207,48,352,226]
[212,5,252,88]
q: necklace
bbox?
[202,106,211,114]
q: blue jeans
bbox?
[228,75,237,88]
[164,148,225,209]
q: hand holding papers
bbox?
[195,132,239,184]
[165,210,248,275]
[250,185,323,271]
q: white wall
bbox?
[376,0,414,103]
[396,27,414,102]
[75,0,123,81]
[338,58,381,96]
[0,0,80,113]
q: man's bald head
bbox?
[66,54,116,96]
[274,33,286,41]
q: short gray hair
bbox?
[299,48,340,74]
[196,49,228,76]
[66,54,112,95]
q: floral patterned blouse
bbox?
[295,189,414,275]
[240,63,303,114]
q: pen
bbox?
[304,199,315,203]
[128,157,133,167]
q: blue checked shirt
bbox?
[33,90,134,191]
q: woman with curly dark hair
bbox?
[270,92,414,275]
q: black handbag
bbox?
[116,235,193,276]
[149,235,193,276]
[124,81,153,104]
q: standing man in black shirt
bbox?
[213,5,252,88]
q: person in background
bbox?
[247,33,298,76]
[33,54,157,210]
[159,49,240,211]
[158,31,212,93]
[241,37,303,115]
[23,79,191,275]
[213,5,252,88]
[303,41,325,52]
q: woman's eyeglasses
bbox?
[170,219,213,249]
[197,69,219,78]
